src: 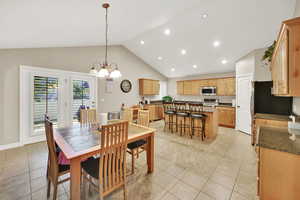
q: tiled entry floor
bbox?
[0,121,258,200]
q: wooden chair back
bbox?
[44,116,59,181]
[163,102,175,113]
[189,103,203,113]
[137,110,150,127]
[174,102,188,113]
[80,109,97,125]
[122,108,133,123]
[98,121,129,197]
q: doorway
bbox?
[20,66,97,144]
[236,75,253,134]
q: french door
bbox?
[20,66,97,144]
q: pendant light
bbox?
[89,3,122,79]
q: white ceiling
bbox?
[0,0,296,77]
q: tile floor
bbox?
[0,121,258,200]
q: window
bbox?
[72,80,90,122]
[33,76,58,131]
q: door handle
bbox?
[237,106,241,108]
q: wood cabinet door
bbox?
[152,80,160,95]
[144,79,152,95]
[183,81,193,95]
[227,78,236,96]
[217,107,236,128]
[271,28,289,96]
[191,80,200,95]
[177,81,184,95]
[217,79,226,96]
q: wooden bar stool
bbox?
[174,102,190,136]
[163,102,176,133]
[189,103,207,140]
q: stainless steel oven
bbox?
[201,87,217,96]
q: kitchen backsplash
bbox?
[172,95,235,104]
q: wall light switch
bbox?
[100,98,105,102]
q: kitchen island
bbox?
[165,105,219,141]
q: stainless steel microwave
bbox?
[201,87,217,96]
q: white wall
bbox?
[167,72,236,103]
[294,0,300,115]
[0,45,166,145]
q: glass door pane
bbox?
[72,80,91,123]
[33,76,58,135]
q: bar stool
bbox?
[163,102,176,132]
[189,103,206,140]
[174,102,190,136]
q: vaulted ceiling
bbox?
[0,0,296,77]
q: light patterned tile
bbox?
[202,180,232,200]
[168,181,199,200]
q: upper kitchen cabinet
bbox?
[183,80,193,95]
[139,79,160,96]
[271,17,300,96]
[217,78,236,96]
[177,78,235,96]
[177,81,184,95]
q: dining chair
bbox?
[81,121,129,200]
[127,110,149,174]
[44,118,70,200]
[121,108,133,123]
[80,109,97,125]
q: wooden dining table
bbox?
[53,120,156,200]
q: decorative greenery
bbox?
[162,96,173,102]
[262,41,276,63]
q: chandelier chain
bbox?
[105,5,108,65]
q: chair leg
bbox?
[190,118,193,139]
[52,180,58,200]
[131,150,135,175]
[82,171,86,200]
[123,183,128,200]
[47,178,51,198]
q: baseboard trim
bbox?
[0,142,24,151]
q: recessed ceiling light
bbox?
[181,49,187,55]
[157,56,163,60]
[164,29,171,35]
[202,14,208,19]
[213,41,220,47]
[221,59,228,64]
[140,40,145,45]
[171,68,175,72]
[193,65,198,69]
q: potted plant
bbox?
[262,41,276,66]
[162,96,172,102]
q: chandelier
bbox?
[89,3,121,79]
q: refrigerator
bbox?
[253,81,293,115]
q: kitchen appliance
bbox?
[201,87,217,96]
[203,98,218,106]
[254,81,293,115]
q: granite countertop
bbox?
[255,113,300,122]
[258,126,300,155]
[216,103,234,108]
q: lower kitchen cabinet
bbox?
[252,117,288,145]
[216,106,235,128]
[257,147,300,200]
[144,104,164,121]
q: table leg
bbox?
[147,133,154,173]
[70,157,82,200]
